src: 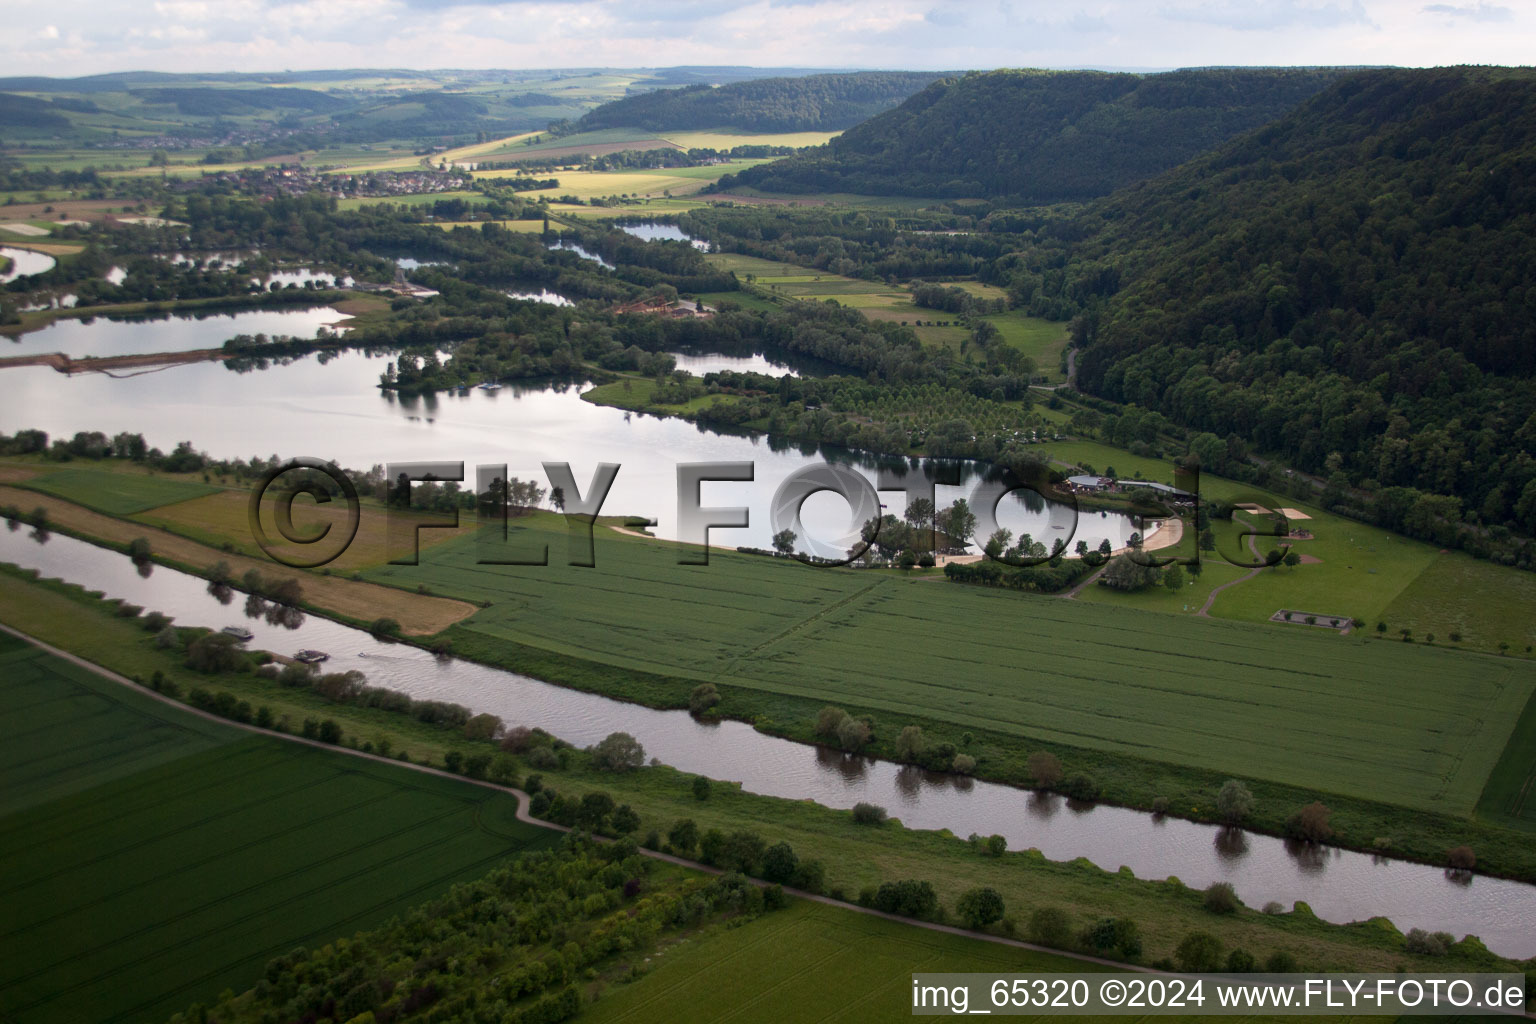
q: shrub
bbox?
[956,887,1005,929]
[691,775,711,801]
[1226,949,1256,972]
[1447,845,1475,870]
[1203,882,1241,914]
[317,719,342,744]
[1265,950,1299,972]
[688,682,720,716]
[463,753,491,779]
[443,750,464,773]
[155,626,179,650]
[951,753,976,774]
[984,834,1007,857]
[463,712,503,742]
[500,725,537,752]
[1151,796,1169,815]
[1216,779,1255,824]
[1027,751,1062,787]
[589,731,645,772]
[814,705,848,737]
[1027,907,1072,948]
[1060,774,1099,801]
[1286,801,1333,842]
[142,611,172,632]
[368,617,401,637]
[852,802,888,826]
[526,745,560,770]
[1404,928,1455,956]
[873,879,938,919]
[1262,901,1284,914]
[1175,931,1223,972]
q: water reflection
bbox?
[1214,826,1250,861]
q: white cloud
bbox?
[0,0,1531,76]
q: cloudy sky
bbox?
[2,0,1531,77]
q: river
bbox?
[1,524,1531,958]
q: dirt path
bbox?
[0,486,476,636]
[1196,517,1264,618]
[0,620,1168,977]
[1060,566,1106,600]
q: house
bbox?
[1066,474,1112,492]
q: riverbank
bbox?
[2,484,1532,893]
[1,571,1527,973]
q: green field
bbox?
[365,517,1534,816]
[18,467,220,516]
[1379,551,1536,654]
[584,900,1101,1024]
[1477,687,1536,828]
[0,640,554,1023]
[585,900,1382,1024]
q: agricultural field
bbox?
[1379,551,1536,655]
[474,161,769,201]
[18,466,218,516]
[1477,689,1536,829]
[365,516,1534,816]
[584,901,1099,1024]
[586,900,1383,1024]
[0,639,555,1024]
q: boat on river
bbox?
[221,625,254,641]
[294,649,330,664]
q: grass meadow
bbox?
[366,518,1533,817]
[19,467,218,516]
[584,900,1385,1024]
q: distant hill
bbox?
[719,67,1346,201]
[574,72,943,133]
[1024,66,1536,545]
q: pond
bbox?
[666,350,799,377]
[616,222,710,251]
[546,241,614,270]
[2,306,350,358]
[0,247,57,282]
[1,524,1531,959]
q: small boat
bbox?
[294,650,330,664]
[478,381,503,391]
[221,626,254,641]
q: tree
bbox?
[1026,907,1072,947]
[1176,931,1224,972]
[127,537,153,566]
[590,731,645,772]
[1027,750,1063,787]
[939,498,976,546]
[1162,564,1185,591]
[610,804,641,834]
[488,754,518,786]
[1100,554,1158,591]
[185,632,243,674]
[771,528,797,555]
[956,887,1005,929]
[761,841,798,883]
[815,705,849,737]
[1446,845,1475,871]
[895,725,927,761]
[1216,779,1255,825]
[667,819,699,854]
[719,830,765,873]
[1282,550,1302,568]
[688,682,720,716]
[578,791,615,828]
[691,775,711,801]
[836,716,871,751]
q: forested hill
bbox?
[573,72,942,133]
[718,67,1345,201]
[1035,66,1536,548]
